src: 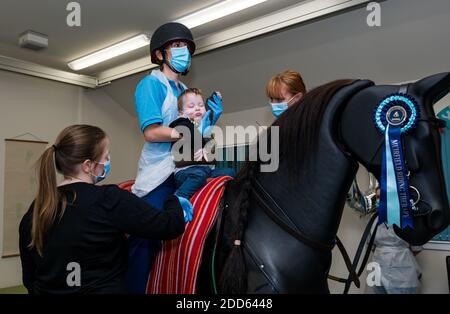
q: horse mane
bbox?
[219,79,356,293]
[274,79,355,177]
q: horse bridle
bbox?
[250,177,377,293]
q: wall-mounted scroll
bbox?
[2,138,47,257]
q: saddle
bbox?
[118,176,232,294]
[147,176,231,293]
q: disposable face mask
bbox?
[92,158,110,184]
[169,46,191,73]
[270,102,288,117]
[270,94,299,117]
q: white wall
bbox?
[80,88,142,184]
[0,70,142,288]
[218,106,273,130]
[215,106,274,147]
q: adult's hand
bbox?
[198,110,212,137]
[207,92,223,125]
[176,196,193,222]
[194,149,204,162]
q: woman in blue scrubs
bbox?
[126,22,222,294]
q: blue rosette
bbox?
[372,93,420,230]
[373,93,420,134]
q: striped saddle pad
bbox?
[146,175,232,294]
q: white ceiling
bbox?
[0,0,305,76]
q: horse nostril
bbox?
[428,209,444,231]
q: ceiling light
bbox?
[68,34,149,71]
[68,0,268,71]
[175,0,268,29]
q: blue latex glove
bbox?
[206,92,223,125]
[198,110,212,137]
[176,196,193,222]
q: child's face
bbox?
[181,93,206,121]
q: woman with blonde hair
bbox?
[19,124,189,294]
[266,70,307,117]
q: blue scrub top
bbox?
[135,75,186,132]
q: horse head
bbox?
[340,73,450,245]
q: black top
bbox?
[169,117,215,168]
[19,182,185,294]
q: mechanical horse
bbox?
[121,73,450,294]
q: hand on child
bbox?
[202,148,210,162]
[198,112,212,137]
[194,149,204,161]
[207,91,223,125]
[194,148,211,162]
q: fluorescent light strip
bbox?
[68,34,149,71]
[175,0,268,29]
[68,0,268,71]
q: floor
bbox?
[0,285,27,294]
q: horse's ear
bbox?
[411,72,450,105]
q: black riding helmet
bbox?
[150,22,196,65]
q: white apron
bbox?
[132,69,187,197]
[373,223,422,288]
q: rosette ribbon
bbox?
[374,94,419,229]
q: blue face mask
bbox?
[270,102,288,117]
[92,158,110,184]
[169,46,191,73]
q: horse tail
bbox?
[218,161,257,293]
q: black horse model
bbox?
[196,73,450,294]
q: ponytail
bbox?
[30,146,67,256]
